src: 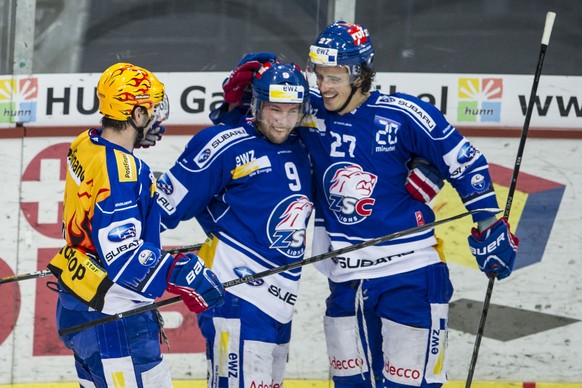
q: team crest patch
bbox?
[267,195,313,258]
[323,162,377,224]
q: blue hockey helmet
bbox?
[308,21,374,81]
[251,62,310,117]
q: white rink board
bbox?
[1,72,581,129]
[0,135,580,384]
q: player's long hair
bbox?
[359,63,376,93]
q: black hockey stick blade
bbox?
[59,207,500,336]
[0,243,203,286]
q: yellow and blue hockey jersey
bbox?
[49,128,172,314]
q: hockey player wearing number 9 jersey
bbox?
[156,63,314,387]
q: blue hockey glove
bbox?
[137,121,166,148]
[468,217,519,280]
[166,253,224,313]
[236,52,278,67]
[223,52,278,105]
[405,158,444,203]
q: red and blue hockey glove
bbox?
[222,52,278,105]
[405,158,444,203]
[166,253,225,313]
[468,217,519,280]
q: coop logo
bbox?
[457,77,502,123]
[0,77,38,123]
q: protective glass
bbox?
[305,62,352,90]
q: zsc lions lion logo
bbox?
[324,162,377,224]
[267,195,313,258]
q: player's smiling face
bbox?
[314,66,352,112]
[256,102,300,144]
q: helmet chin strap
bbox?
[330,84,359,114]
[128,117,147,147]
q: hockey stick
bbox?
[59,207,500,336]
[0,243,204,285]
[465,11,556,388]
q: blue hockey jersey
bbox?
[302,90,499,282]
[157,118,313,323]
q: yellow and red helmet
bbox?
[97,63,165,121]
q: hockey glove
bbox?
[136,122,166,148]
[468,217,519,280]
[223,52,278,105]
[166,253,225,313]
[405,158,444,203]
[236,52,278,67]
[137,93,170,148]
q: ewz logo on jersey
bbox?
[267,195,313,258]
[324,162,377,224]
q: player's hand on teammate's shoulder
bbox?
[223,52,278,106]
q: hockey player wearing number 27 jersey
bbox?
[302,22,518,388]
[305,88,495,280]
[157,63,314,388]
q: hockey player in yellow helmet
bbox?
[97,62,169,147]
[49,63,224,387]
